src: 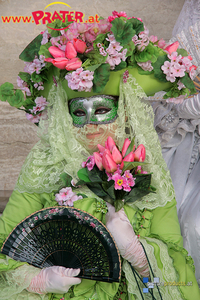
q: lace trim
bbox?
[123,237,182,299]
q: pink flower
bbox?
[102,150,118,173]
[73,38,87,53]
[157,38,166,49]
[65,68,94,92]
[111,145,122,164]
[120,151,135,169]
[164,41,179,55]
[65,41,77,59]
[52,57,69,69]
[189,65,197,79]
[137,60,153,72]
[93,152,103,170]
[112,173,124,190]
[105,136,116,152]
[121,138,131,157]
[90,222,96,228]
[55,187,83,206]
[134,144,146,162]
[82,155,95,171]
[97,144,106,153]
[149,35,158,43]
[171,63,186,78]
[49,46,65,58]
[26,113,41,123]
[65,57,82,71]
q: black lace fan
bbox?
[1,207,121,282]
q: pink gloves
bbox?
[105,203,149,277]
[27,266,81,294]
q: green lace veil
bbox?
[15,73,175,210]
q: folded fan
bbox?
[1,206,121,282]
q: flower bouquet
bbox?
[76,136,156,211]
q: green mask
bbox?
[69,95,118,127]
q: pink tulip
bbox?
[93,152,103,171]
[102,151,117,173]
[49,46,65,58]
[121,138,131,157]
[120,151,135,169]
[52,57,69,69]
[134,144,146,162]
[65,57,82,71]
[164,41,179,55]
[112,145,122,164]
[73,38,87,54]
[97,144,106,153]
[44,57,54,63]
[105,136,116,153]
[65,41,77,59]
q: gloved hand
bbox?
[27,266,81,294]
[105,203,149,277]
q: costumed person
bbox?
[152,0,200,285]
[0,11,199,300]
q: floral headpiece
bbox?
[0,10,197,124]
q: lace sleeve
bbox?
[0,262,46,300]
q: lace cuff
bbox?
[0,263,47,299]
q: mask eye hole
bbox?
[95,107,111,115]
[73,109,86,117]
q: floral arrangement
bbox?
[56,136,155,212]
[0,11,197,124]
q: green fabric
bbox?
[0,190,200,299]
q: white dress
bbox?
[153,94,200,284]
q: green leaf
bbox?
[93,33,107,45]
[87,182,108,197]
[137,66,153,75]
[127,18,144,35]
[85,50,107,65]
[60,172,72,187]
[87,165,103,183]
[114,61,127,71]
[124,137,135,157]
[111,18,135,46]
[19,34,43,62]
[86,64,102,72]
[180,73,197,94]
[77,168,91,182]
[0,82,14,101]
[135,44,159,63]
[93,63,110,93]
[102,180,116,200]
[7,89,25,108]
[177,48,188,57]
[38,42,52,59]
[122,161,147,173]
[123,41,135,57]
[127,53,137,67]
[124,188,151,203]
[152,54,168,82]
[134,174,151,189]
[77,193,87,198]
[31,72,43,83]
[18,72,31,83]
[114,199,124,212]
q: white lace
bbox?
[172,0,200,36]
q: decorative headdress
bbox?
[0,10,197,124]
